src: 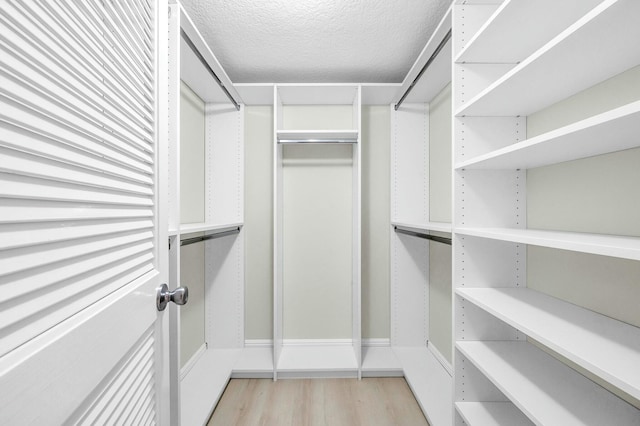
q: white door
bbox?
[0,0,172,424]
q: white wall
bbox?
[179,81,206,366]
[428,83,453,364]
[362,106,390,339]
[244,106,274,340]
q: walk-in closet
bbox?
[1,0,639,425]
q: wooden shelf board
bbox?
[456,100,640,170]
[179,222,243,235]
[457,287,640,400]
[455,402,533,426]
[456,1,640,117]
[276,345,358,378]
[457,341,639,425]
[232,347,274,379]
[455,0,602,64]
[456,227,640,261]
[181,348,239,426]
[392,221,452,234]
[361,346,403,377]
[393,346,453,426]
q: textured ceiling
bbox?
[180,0,451,83]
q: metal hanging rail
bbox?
[180,29,241,111]
[394,226,452,246]
[180,227,241,247]
[278,139,358,144]
[394,29,452,111]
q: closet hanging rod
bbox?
[394,226,452,246]
[180,29,241,111]
[394,29,452,111]
[180,227,241,247]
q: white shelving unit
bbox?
[453,1,640,424]
[273,84,362,379]
[167,4,246,425]
[389,6,454,425]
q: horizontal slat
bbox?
[1,41,153,148]
[0,147,153,197]
[0,218,154,251]
[0,102,153,174]
[0,258,154,357]
[1,124,152,186]
[0,199,152,224]
[0,228,153,277]
[1,71,153,161]
[4,1,153,120]
[1,242,153,305]
[0,173,154,206]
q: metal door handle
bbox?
[156,283,189,311]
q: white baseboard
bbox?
[180,343,206,381]
[282,339,353,347]
[244,339,273,348]
[362,338,391,347]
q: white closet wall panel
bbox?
[179,81,205,224]
[0,0,155,357]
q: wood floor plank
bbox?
[207,378,429,426]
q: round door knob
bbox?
[156,283,189,311]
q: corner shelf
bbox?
[455,100,640,170]
[456,227,640,261]
[455,0,601,64]
[457,287,640,400]
[392,221,452,234]
[455,402,533,426]
[456,0,640,116]
[179,222,243,235]
[276,129,358,144]
[457,341,640,425]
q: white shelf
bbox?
[456,227,640,261]
[276,84,359,105]
[457,287,640,400]
[456,100,640,170]
[179,222,243,235]
[232,347,274,379]
[457,341,640,425]
[181,348,239,426]
[276,129,358,144]
[455,402,533,426]
[455,0,601,64]
[392,221,452,234]
[456,0,640,116]
[394,347,453,426]
[361,346,403,377]
[276,345,358,378]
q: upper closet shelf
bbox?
[455,402,533,426]
[457,287,640,401]
[456,227,640,260]
[455,0,640,117]
[455,100,640,169]
[393,221,452,234]
[457,341,640,425]
[455,0,601,64]
[179,222,243,235]
[277,130,358,144]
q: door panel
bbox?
[0,0,169,423]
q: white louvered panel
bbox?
[0,199,152,223]
[0,101,153,173]
[73,328,156,426]
[0,0,157,367]
[2,125,152,185]
[0,147,152,196]
[2,1,153,126]
[0,259,153,357]
[2,2,154,152]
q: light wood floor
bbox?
[207,377,429,426]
